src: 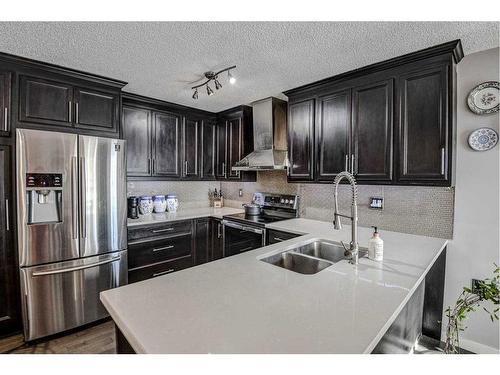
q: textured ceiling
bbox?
[0,22,498,112]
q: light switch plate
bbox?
[369,197,383,210]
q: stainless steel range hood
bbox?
[232,97,289,171]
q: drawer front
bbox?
[266,229,301,245]
[128,234,193,270]
[128,256,193,284]
[128,220,192,242]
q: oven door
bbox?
[222,220,265,258]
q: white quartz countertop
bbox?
[101,218,447,354]
[127,207,244,227]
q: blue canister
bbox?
[153,195,167,213]
[166,194,179,212]
[138,196,153,215]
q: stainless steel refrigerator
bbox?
[16,129,127,341]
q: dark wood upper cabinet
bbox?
[397,65,449,184]
[316,90,351,181]
[215,122,228,179]
[182,116,200,179]
[227,118,242,180]
[200,120,216,180]
[352,79,394,182]
[284,40,462,186]
[153,111,182,178]
[74,87,119,132]
[0,71,12,136]
[20,76,73,127]
[215,105,254,181]
[288,99,315,181]
[122,105,152,177]
[0,145,20,336]
[19,75,121,134]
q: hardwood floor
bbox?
[0,320,116,354]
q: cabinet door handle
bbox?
[153,245,174,252]
[217,223,222,238]
[152,227,174,234]
[222,162,226,178]
[441,147,445,175]
[273,237,286,242]
[68,101,72,122]
[4,107,7,131]
[147,158,152,174]
[185,160,188,176]
[351,154,355,174]
[75,102,79,124]
[5,199,9,231]
[153,269,174,277]
[345,154,349,172]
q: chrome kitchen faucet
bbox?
[332,171,359,265]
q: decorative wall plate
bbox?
[468,128,498,151]
[467,81,499,115]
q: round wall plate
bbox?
[468,127,498,151]
[467,81,499,115]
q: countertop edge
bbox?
[100,293,146,354]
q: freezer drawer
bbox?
[20,251,127,341]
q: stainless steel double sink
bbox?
[260,240,367,275]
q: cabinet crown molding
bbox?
[283,39,463,97]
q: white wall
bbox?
[442,47,500,353]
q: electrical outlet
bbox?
[369,197,383,210]
[471,279,483,295]
[238,188,243,197]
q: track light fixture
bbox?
[191,66,236,99]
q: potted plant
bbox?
[444,265,499,354]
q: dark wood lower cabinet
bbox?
[127,217,227,284]
[266,229,301,245]
[194,218,210,265]
[127,220,195,283]
[115,325,136,354]
[211,219,224,260]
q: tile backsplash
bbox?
[221,171,455,239]
[127,180,220,209]
[127,171,455,238]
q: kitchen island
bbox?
[100,218,447,354]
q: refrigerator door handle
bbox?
[71,156,79,239]
[32,255,121,277]
[80,156,87,238]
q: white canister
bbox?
[138,196,153,215]
[166,194,179,212]
[153,195,167,213]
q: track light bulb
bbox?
[206,84,214,96]
[192,89,198,100]
[214,77,222,90]
[228,70,236,84]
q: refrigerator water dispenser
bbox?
[26,173,63,224]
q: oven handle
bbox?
[222,220,264,235]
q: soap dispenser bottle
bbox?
[368,226,384,261]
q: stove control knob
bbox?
[280,199,285,203]
[285,199,289,204]
[289,199,294,205]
